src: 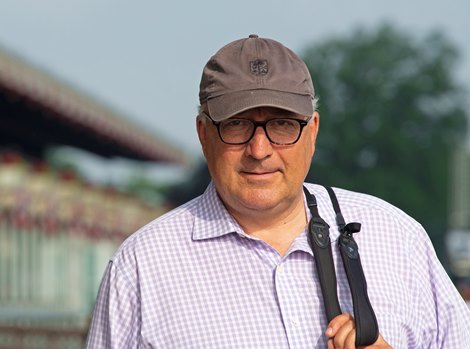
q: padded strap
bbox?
[303,187,342,322]
[324,186,379,346]
[339,235,379,346]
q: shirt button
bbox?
[291,316,300,326]
[277,265,285,274]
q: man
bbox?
[86,35,470,348]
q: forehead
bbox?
[234,107,301,119]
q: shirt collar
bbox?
[192,182,340,246]
[192,182,241,241]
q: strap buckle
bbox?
[309,217,330,249]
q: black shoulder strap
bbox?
[304,186,379,347]
[303,187,342,322]
[324,186,379,346]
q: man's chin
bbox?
[236,188,285,211]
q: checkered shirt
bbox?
[86,182,470,348]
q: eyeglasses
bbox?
[201,111,311,145]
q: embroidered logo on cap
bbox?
[250,59,268,76]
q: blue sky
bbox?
[0,0,469,181]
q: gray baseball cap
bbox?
[199,34,315,121]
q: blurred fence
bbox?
[0,153,168,348]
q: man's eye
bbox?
[272,119,296,127]
[222,119,250,128]
[225,120,242,127]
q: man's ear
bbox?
[196,116,207,155]
[309,111,320,154]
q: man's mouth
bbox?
[240,169,279,178]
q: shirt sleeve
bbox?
[411,227,470,347]
[85,260,141,348]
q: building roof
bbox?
[0,47,187,164]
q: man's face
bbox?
[197,106,319,217]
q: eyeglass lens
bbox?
[218,119,304,145]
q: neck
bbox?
[227,194,308,256]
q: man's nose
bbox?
[245,125,273,159]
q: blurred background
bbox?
[0,0,469,347]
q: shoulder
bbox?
[303,182,427,240]
[303,182,410,215]
[110,194,203,267]
[108,181,231,268]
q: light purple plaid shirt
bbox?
[86,182,470,348]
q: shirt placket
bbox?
[273,236,322,348]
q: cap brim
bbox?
[206,89,313,121]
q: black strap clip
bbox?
[309,217,330,249]
[340,222,361,259]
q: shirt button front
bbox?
[277,265,285,274]
[290,316,300,326]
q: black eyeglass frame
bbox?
[200,111,312,145]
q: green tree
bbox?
[303,24,468,263]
